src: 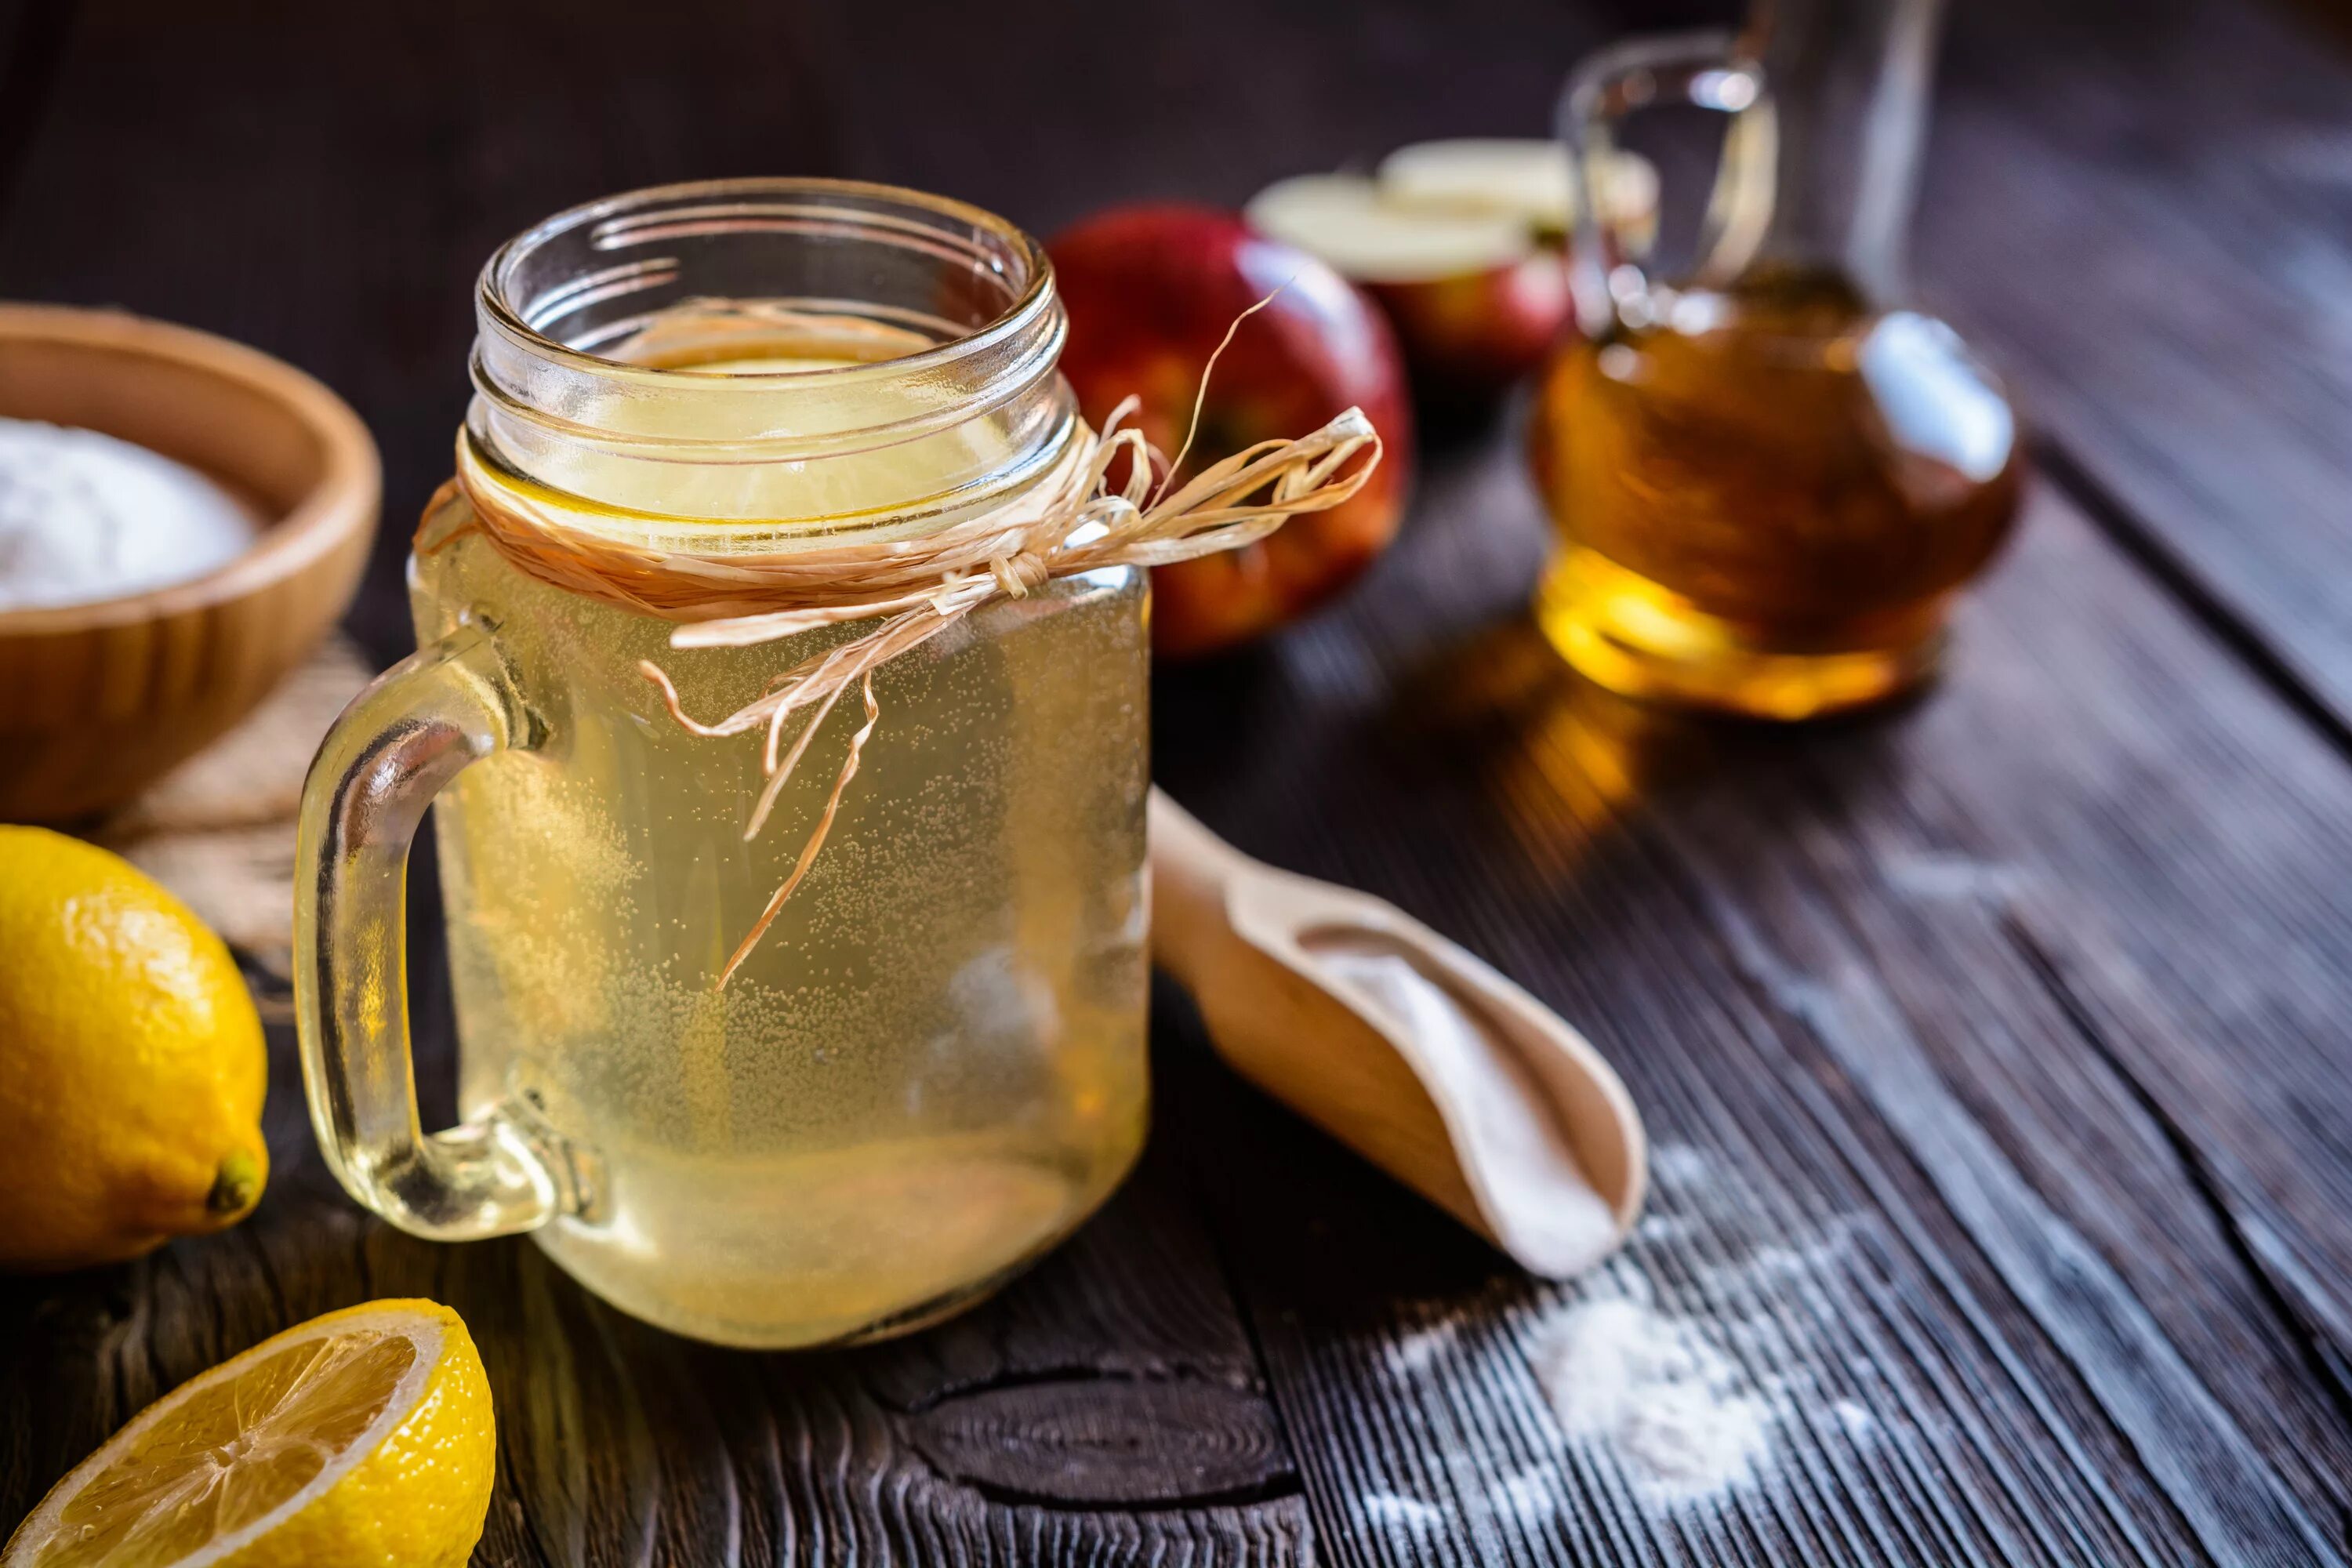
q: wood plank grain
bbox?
[906,1384,1288,1507]
[1152,425,2352,1563]
[0,1029,1312,1564]
[1919,0,2352,726]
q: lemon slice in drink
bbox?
[2,1300,495,1568]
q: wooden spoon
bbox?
[1150,787,1646,1278]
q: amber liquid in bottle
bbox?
[1530,267,2021,718]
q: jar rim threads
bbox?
[466,178,1075,530]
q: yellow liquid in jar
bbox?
[414,330,1149,1348]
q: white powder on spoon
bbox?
[1305,938,1622,1278]
[0,417,257,612]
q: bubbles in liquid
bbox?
[416,372,1149,1345]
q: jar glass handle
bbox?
[1561,28,1771,337]
[295,623,587,1240]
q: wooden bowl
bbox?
[0,305,379,823]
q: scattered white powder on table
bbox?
[1831,1397,1876,1441]
[1359,1142,1886,1537]
[1384,1317,1459,1377]
[1490,1465,1558,1524]
[1650,1143,1713,1186]
[1359,1491,1446,1534]
[0,418,257,612]
[1529,1296,1772,1507]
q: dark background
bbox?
[7,0,1854,662]
[6,2,2352,1563]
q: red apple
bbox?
[1048,205,1414,659]
[1367,256,1574,404]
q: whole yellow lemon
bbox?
[0,825,267,1270]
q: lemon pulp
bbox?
[36,1334,419,1568]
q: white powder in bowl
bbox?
[0,418,259,612]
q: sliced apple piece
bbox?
[1244,173,1532,283]
[1378,139,1661,252]
[1245,172,1569,403]
[1378,138,1576,232]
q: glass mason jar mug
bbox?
[296,180,1152,1349]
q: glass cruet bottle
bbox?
[1528,0,2023,720]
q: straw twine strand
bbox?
[441,394,1381,985]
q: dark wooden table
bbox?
[7,0,2352,1562]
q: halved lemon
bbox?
[2,1300,495,1568]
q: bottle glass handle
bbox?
[295,623,582,1240]
[1560,28,1768,337]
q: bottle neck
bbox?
[1740,0,1944,304]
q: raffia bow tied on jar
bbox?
[441,328,1380,983]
